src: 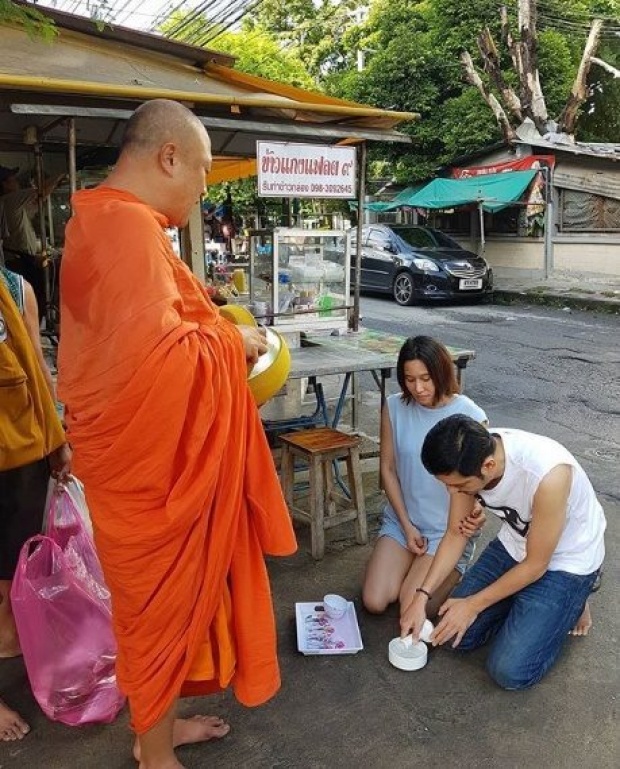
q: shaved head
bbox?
[120,99,207,154]
[107,99,212,227]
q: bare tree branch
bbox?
[558,19,603,134]
[518,0,549,133]
[501,5,522,76]
[477,26,523,122]
[591,57,620,79]
[460,50,516,142]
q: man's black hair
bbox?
[421,414,495,478]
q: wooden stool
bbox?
[279,427,368,560]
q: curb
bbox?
[493,289,620,314]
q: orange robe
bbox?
[58,187,297,734]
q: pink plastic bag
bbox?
[11,486,125,726]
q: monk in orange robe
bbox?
[58,99,297,769]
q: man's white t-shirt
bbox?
[478,428,605,575]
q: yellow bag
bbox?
[0,282,64,470]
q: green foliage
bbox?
[206,27,314,89]
[0,0,57,41]
[161,12,313,88]
[160,0,619,187]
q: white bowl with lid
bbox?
[388,637,428,671]
[388,620,434,671]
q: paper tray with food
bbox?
[295,601,363,655]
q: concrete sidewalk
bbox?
[1,478,617,769]
[492,269,620,313]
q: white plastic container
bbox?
[388,620,434,671]
[323,593,348,621]
[388,637,428,671]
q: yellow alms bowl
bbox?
[218,305,291,406]
[248,327,291,406]
[218,304,257,327]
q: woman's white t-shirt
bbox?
[478,428,606,575]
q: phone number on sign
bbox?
[310,183,354,194]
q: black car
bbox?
[350,224,493,305]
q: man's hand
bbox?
[49,443,72,482]
[458,499,486,538]
[405,523,428,556]
[239,325,268,366]
[400,592,428,642]
[431,597,479,648]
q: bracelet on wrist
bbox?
[416,587,432,600]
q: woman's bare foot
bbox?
[0,619,22,658]
[133,716,230,762]
[0,637,22,658]
[0,699,30,741]
[570,601,593,636]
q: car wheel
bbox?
[393,271,417,306]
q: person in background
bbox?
[58,99,297,769]
[401,415,605,690]
[0,166,65,319]
[0,274,71,741]
[362,336,487,621]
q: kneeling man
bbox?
[401,415,605,690]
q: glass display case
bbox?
[248,228,350,332]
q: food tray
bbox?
[295,601,363,655]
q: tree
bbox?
[458,1,618,139]
[0,0,57,39]
[315,0,619,180]
[161,12,313,88]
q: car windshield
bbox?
[394,227,462,250]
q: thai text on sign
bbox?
[257,142,357,199]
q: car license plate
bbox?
[459,278,483,290]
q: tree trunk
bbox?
[558,19,603,135]
[478,26,523,122]
[518,0,549,133]
[460,51,516,142]
[501,6,523,78]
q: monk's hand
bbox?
[459,500,486,538]
[239,325,268,366]
[49,443,72,482]
[431,597,479,648]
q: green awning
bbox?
[350,184,424,211]
[381,171,537,213]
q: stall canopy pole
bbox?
[34,140,48,257]
[68,118,77,197]
[351,141,367,332]
[478,202,486,256]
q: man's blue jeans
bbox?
[450,537,600,690]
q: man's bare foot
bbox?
[133,716,230,762]
[0,699,30,741]
[570,601,593,636]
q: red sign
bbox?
[451,155,555,178]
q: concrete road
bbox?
[1,297,618,769]
[358,295,620,504]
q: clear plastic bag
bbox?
[10,485,125,726]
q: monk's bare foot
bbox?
[0,699,30,741]
[138,760,185,769]
[173,715,230,747]
[133,716,230,762]
[570,601,592,636]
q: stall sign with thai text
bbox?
[257,142,357,199]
